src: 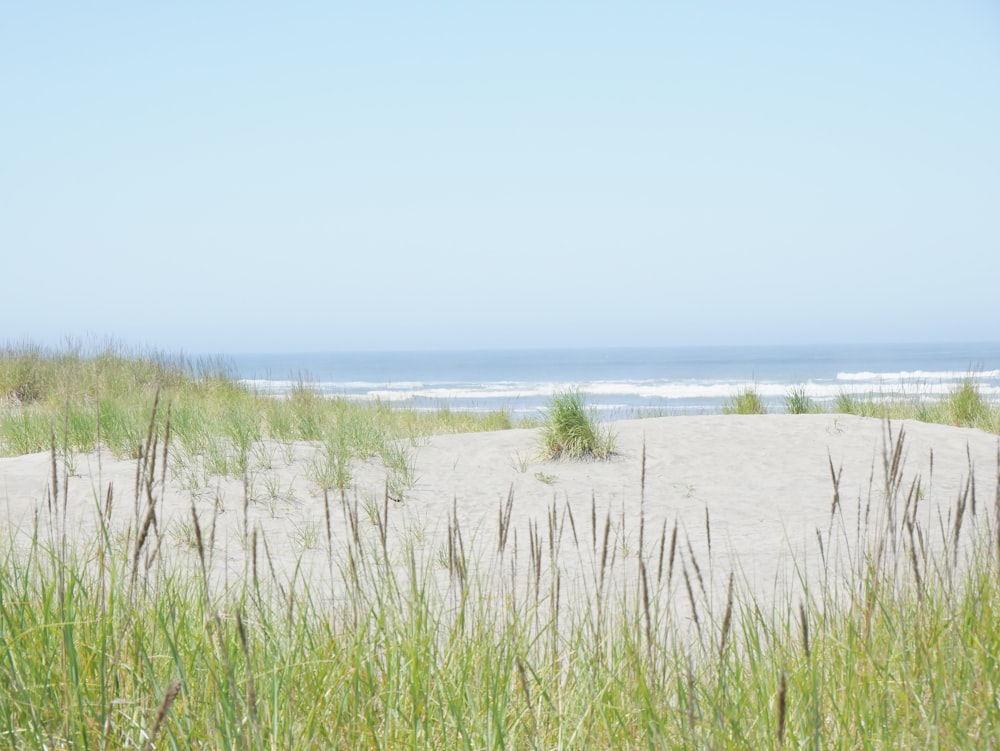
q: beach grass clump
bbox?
[540,389,615,460]
[723,383,767,414]
[783,385,819,414]
[941,376,990,427]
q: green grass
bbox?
[539,389,616,460]
[783,386,819,414]
[1,409,998,748]
[722,383,767,415]
[719,374,1000,431]
[832,376,1000,432]
[0,342,523,477]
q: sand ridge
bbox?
[1,414,996,611]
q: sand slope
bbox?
[1,415,996,615]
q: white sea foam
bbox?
[837,369,1000,382]
[240,375,1000,407]
[354,385,559,402]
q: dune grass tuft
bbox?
[942,376,991,427]
[723,383,767,415]
[784,386,819,414]
[540,389,616,460]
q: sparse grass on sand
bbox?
[722,382,767,415]
[1,398,999,748]
[722,374,999,431]
[0,342,521,494]
[784,385,820,414]
[539,389,616,459]
[831,375,1000,433]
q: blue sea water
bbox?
[228,343,1000,419]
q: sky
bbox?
[2,2,998,354]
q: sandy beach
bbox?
[2,413,996,618]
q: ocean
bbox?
[228,343,1000,419]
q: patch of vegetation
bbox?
[941,376,990,427]
[539,389,616,460]
[0,342,522,482]
[833,376,999,433]
[784,385,819,414]
[723,383,767,415]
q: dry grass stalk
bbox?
[144,522,165,573]
[590,492,597,551]
[190,499,209,600]
[883,422,906,500]
[132,497,158,585]
[49,429,58,518]
[529,520,542,602]
[159,401,171,491]
[236,610,259,727]
[903,476,921,528]
[640,438,647,504]
[828,451,842,517]
[967,444,977,516]
[381,484,390,557]
[449,500,468,585]
[135,387,161,517]
[242,470,250,545]
[685,652,697,738]
[639,560,652,662]
[719,573,734,656]
[907,520,924,599]
[667,520,678,588]
[686,532,706,598]
[564,498,578,548]
[343,492,360,547]
[550,567,562,668]
[261,532,288,606]
[799,601,810,659]
[777,671,788,746]
[498,484,515,553]
[103,481,114,523]
[704,507,711,557]
[598,509,611,598]
[251,526,259,593]
[372,481,389,557]
[639,440,646,560]
[682,562,701,638]
[656,519,668,585]
[141,679,181,751]
[953,476,970,568]
[547,499,558,560]
[515,657,537,736]
[323,489,333,557]
[206,498,219,571]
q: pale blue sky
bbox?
[2,2,998,353]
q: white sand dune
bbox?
[2,415,996,624]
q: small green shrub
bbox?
[943,377,988,427]
[784,386,818,414]
[540,390,615,460]
[723,384,767,415]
